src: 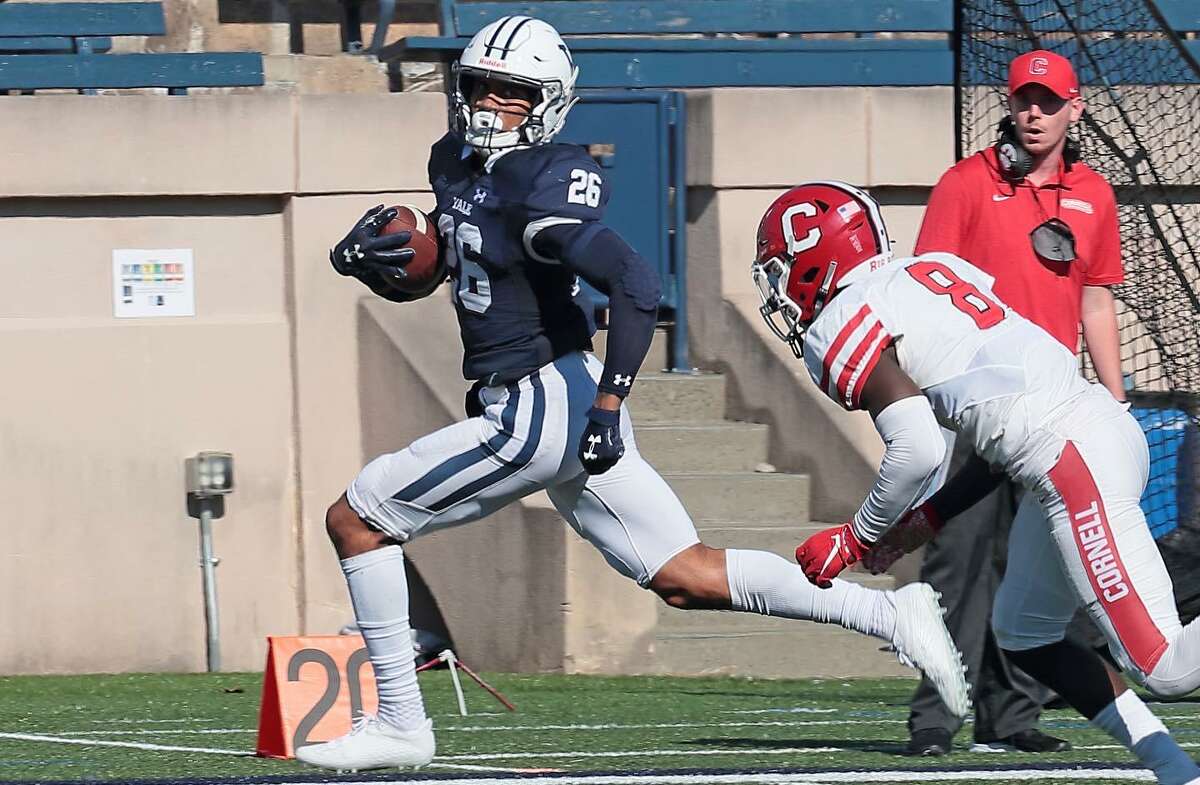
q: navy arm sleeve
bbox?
[535,222,660,397]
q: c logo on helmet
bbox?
[781,202,821,255]
[1029,57,1049,75]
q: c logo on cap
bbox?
[1030,57,1049,75]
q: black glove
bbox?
[578,407,625,475]
[464,380,486,419]
[330,205,415,280]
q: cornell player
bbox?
[296,18,969,772]
[753,181,1200,784]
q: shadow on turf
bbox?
[686,736,909,756]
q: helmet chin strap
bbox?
[811,260,839,320]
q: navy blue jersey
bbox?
[429,133,606,383]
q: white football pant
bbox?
[993,388,1200,697]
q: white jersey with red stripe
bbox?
[805,253,1200,696]
[802,252,1091,484]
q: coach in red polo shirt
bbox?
[905,50,1125,757]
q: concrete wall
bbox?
[0,92,445,673]
[1,87,952,674]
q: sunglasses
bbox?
[1030,218,1076,263]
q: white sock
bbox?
[341,545,427,732]
[1091,690,1200,784]
[724,549,896,641]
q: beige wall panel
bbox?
[0,95,295,197]
[0,321,296,674]
[687,88,869,188]
[297,94,449,194]
[0,208,296,673]
[880,204,928,259]
[286,193,435,634]
[0,212,285,319]
[867,87,954,186]
[708,188,781,300]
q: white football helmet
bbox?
[451,16,579,155]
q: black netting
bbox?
[960,0,1200,617]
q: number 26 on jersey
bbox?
[438,214,492,314]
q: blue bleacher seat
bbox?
[0,2,263,93]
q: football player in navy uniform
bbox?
[297,17,969,771]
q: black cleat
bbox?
[977,728,1072,753]
[906,728,952,756]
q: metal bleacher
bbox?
[382,0,956,87]
[0,2,263,93]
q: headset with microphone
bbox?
[994,115,1080,183]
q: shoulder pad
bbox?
[803,287,890,411]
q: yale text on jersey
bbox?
[452,197,474,216]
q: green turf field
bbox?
[0,671,1193,783]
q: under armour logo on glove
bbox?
[795,522,869,588]
[343,244,364,266]
[578,407,624,475]
[612,374,633,388]
[329,205,415,278]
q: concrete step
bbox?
[635,422,769,473]
[642,623,910,679]
[626,373,726,424]
[663,472,808,522]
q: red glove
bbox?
[861,501,946,575]
[795,523,869,588]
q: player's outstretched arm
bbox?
[535,222,661,475]
[796,349,945,586]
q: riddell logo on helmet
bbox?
[1030,57,1049,75]
[479,56,507,68]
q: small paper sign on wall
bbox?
[113,248,195,318]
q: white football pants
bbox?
[347,351,700,585]
[993,389,1200,697]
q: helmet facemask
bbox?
[751,256,809,358]
[451,63,577,156]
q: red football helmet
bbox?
[751,181,893,356]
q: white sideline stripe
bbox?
[442,741,1200,761]
[439,748,845,761]
[65,713,1200,738]
[440,719,906,732]
[429,763,560,774]
[727,708,838,715]
[0,732,252,756]
[89,718,219,725]
[250,769,1156,784]
[56,729,252,736]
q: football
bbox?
[379,205,444,295]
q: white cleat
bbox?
[295,714,435,771]
[889,582,972,719]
